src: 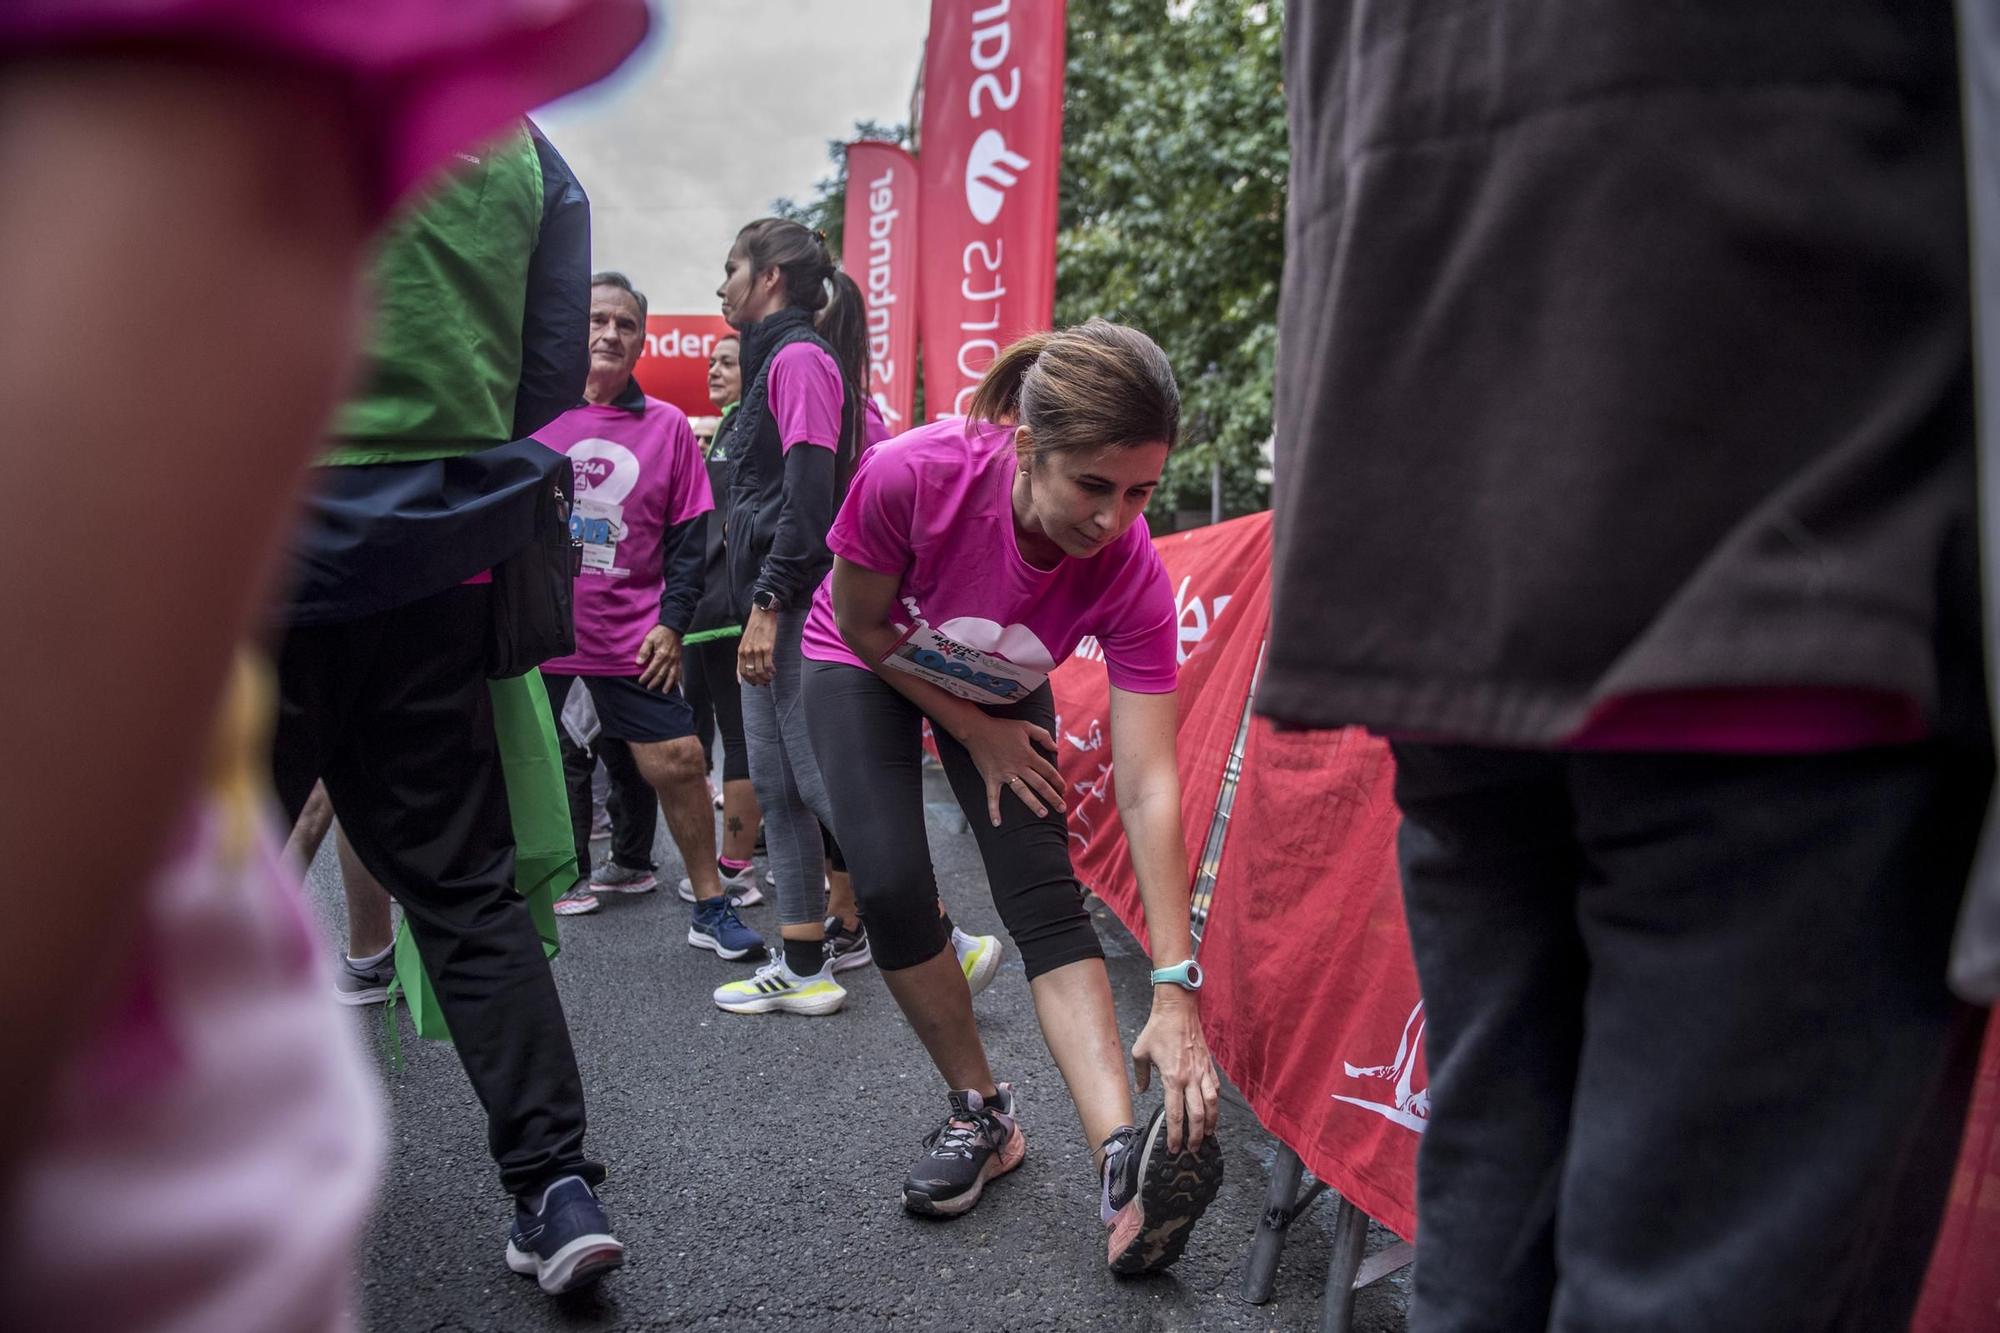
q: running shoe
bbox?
[505,1176,625,1295]
[825,915,873,973]
[903,1085,1025,1218]
[677,861,763,906]
[590,861,657,895]
[553,882,602,917]
[952,927,1003,996]
[332,954,394,1007]
[687,895,765,960]
[712,957,847,1015]
[1101,1103,1224,1274]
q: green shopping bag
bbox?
[387,667,574,1045]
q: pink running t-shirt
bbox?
[802,418,1179,704]
[864,398,895,449]
[769,343,844,454]
[538,394,714,676]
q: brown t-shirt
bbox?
[1257,0,1980,747]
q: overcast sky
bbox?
[536,0,931,314]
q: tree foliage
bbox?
[775,2,1285,517]
[1058,0,1283,516]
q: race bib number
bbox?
[573,497,627,576]
[881,620,1046,705]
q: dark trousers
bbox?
[540,670,656,879]
[600,739,656,871]
[1389,741,1991,1332]
[271,585,603,1199]
[804,662,1102,979]
[684,633,750,783]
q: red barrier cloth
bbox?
[632,313,735,419]
[1054,515,1271,910]
[1204,721,1421,1240]
[917,0,1065,419]
[841,142,921,436]
[1048,512,1423,1239]
[1916,1018,2000,1332]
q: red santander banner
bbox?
[918,0,1066,419]
[842,142,921,437]
[632,313,735,419]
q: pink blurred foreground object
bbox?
[0,0,651,217]
[1,801,384,1333]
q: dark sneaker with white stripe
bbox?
[505,1176,624,1295]
[688,894,765,960]
[824,915,873,973]
[1101,1103,1223,1273]
[903,1085,1025,1218]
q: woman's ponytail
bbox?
[965,332,1061,425]
[965,321,1180,459]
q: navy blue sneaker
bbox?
[687,894,765,960]
[505,1176,624,1294]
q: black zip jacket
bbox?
[718,308,862,616]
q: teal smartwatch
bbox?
[1150,960,1204,992]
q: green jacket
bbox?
[327,128,543,463]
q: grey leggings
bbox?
[740,609,833,927]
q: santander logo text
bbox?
[861,164,906,431]
[921,0,1060,421]
[964,129,1030,225]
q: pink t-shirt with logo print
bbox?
[536,393,713,675]
[802,417,1179,704]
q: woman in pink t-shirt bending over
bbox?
[798,321,1223,1272]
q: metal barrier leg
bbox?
[1243,1144,1332,1303]
[1318,1195,1372,1333]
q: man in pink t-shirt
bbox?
[533,274,762,960]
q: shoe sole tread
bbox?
[1108,1118,1223,1274]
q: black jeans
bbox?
[1389,741,1991,1332]
[804,662,1102,979]
[538,674,655,878]
[684,633,750,783]
[270,585,604,1200]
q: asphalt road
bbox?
[303,769,1411,1332]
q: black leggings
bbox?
[804,661,1102,980]
[684,632,750,783]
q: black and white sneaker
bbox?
[824,915,874,973]
[505,1176,625,1295]
[1101,1104,1223,1273]
[903,1085,1025,1218]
